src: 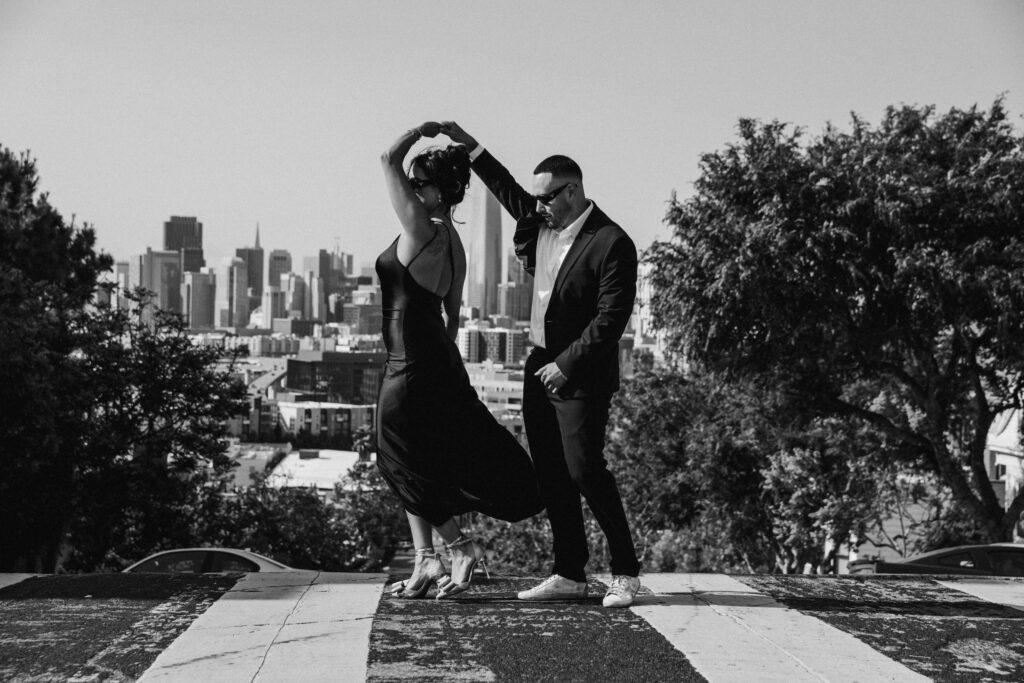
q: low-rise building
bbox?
[225,441,291,488]
[266,449,365,497]
[464,361,527,449]
[275,401,375,446]
[458,324,528,366]
[987,409,1024,515]
[286,350,386,404]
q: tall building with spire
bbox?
[462,181,502,319]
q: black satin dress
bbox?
[374,228,542,526]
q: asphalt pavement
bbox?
[1,570,1022,682]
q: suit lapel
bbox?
[552,205,604,297]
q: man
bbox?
[440,121,641,608]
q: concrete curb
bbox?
[138,571,386,682]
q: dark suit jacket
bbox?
[471,149,637,396]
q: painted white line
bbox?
[138,571,385,683]
[614,573,930,683]
[254,573,385,683]
[936,578,1024,612]
[0,574,41,591]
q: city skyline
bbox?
[2,1,1020,272]
[112,208,537,337]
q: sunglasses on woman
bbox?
[408,177,434,190]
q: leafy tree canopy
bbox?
[647,100,1024,541]
[0,146,112,571]
[605,363,936,573]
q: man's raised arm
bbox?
[441,121,537,223]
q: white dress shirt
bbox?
[531,202,593,349]
[467,144,593,350]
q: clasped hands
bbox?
[412,121,478,149]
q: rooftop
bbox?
[266,449,364,492]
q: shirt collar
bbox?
[554,201,594,241]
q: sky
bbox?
[2,1,1022,273]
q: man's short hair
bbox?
[533,155,582,180]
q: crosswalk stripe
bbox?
[5,570,1019,681]
[137,571,386,683]
[936,578,1024,612]
[624,573,931,683]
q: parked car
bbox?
[123,548,293,574]
[848,543,1024,577]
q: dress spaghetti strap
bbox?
[405,222,439,269]
[446,222,455,275]
[437,218,455,297]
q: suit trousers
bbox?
[523,348,640,581]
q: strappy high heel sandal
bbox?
[436,536,489,599]
[387,548,446,599]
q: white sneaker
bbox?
[517,574,588,601]
[602,575,640,608]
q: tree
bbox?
[331,460,409,570]
[62,292,248,571]
[0,146,112,571]
[605,366,774,572]
[194,462,409,572]
[0,143,254,571]
[646,100,1024,543]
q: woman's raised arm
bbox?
[381,123,441,251]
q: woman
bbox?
[376,122,542,599]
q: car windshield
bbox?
[131,550,206,573]
[209,552,259,573]
[987,551,1024,577]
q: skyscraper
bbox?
[462,181,502,319]
[282,272,307,320]
[182,271,216,330]
[235,224,265,299]
[333,251,354,278]
[113,260,131,309]
[302,249,334,299]
[507,249,529,285]
[498,281,532,322]
[163,216,205,273]
[215,257,249,328]
[304,269,326,322]
[128,248,182,319]
[261,287,288,323]
[267,249,292,291]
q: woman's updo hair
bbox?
[411,145,472,207]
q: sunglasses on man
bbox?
[535,183,573,205]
